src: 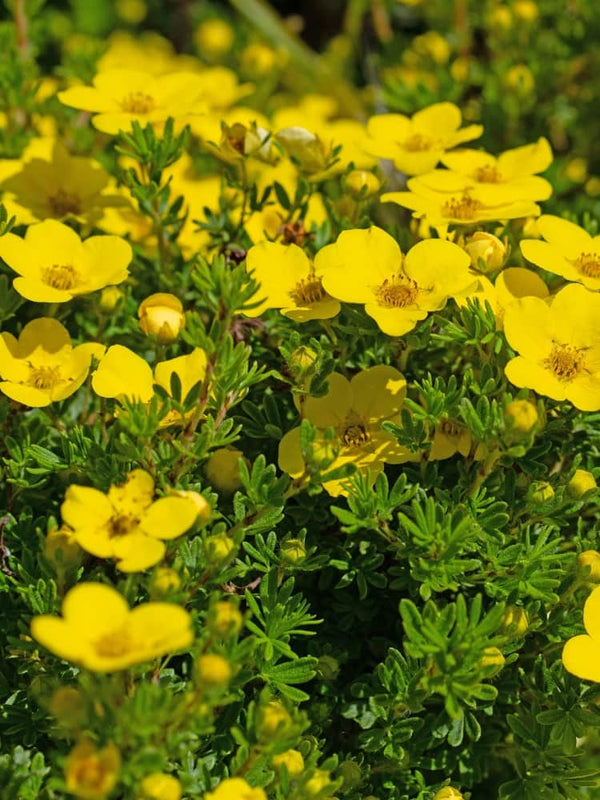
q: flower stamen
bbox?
[290,275,327,305]
[120,92,156,114]
[544,343,586,382]
[403,133,433,152]
[442,195,484,220]
[375,274,419,308]
[41,264,81,291]
[48,189,82,217]
[575,252,600,278]
[29,365,62,390]
[474,164,502,183]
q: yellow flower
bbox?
[61,469,199,572]
[429,419,472,460]
[578,551,600,582]
[0,318,104,407]
[0,220,131,303]
[272,749,304,777]
[139,773,182,800]
[318,227,473,336]
[205,777,267,800]
[414,138,553,203]
[58,69,207,134]
[245,242,340,322]
[504,283,600,410]
[170,490,211,523]
[139,293,185,343]
[278,366,417,497]
[194,19,234,58]
[562,586,600,682]
[31,582,193,671]
[366,102,483,175]
[205,448,246,491]
[64,739,121,799]
[433,788,463,800]
[257,700,292,740]
[521,215,600,290]
[382,180,540,227]
[196,653,232,689]
[207,601,243,638]
[567,469,597,497]
[502,606,530,637]
[0,139,128,226]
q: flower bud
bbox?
[257,700,292,740]
[276,127,328,173]
[316,654,340,681]
[99,286,124,312]
[288,346,318,379]
[271,749,304,777]
[205,448,246,491]
[489,6,512,29]
[50,687,86,728]
[194,19,234,59]
[115,0,147,24]
[207,601,243,638]
[513,0,538,22]
[241,43,279,78]
[505,64,535,95]
[138,293,185,344]
[527,481,554,504]
[45,525,82,573]
[577,551,600,582]
[65,740,121,800]
[280,538,307,564]
[149,567,181,597]
[480,646,505,675]
[564,157,587,183]
[433,788,464,800]
[567,469,597,498]
[196,654,232,690]
[170,489,211,524]
[305,769,331,795]
[464,232,507,272]
[501,606,529,637]
[345,170,381,199]
[504,399,538,436]
[140,772,182,800]
[204,533,235,565]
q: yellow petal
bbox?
[63,583,129,636]
[0,382,53,407]
[550,283,600,347]
[303,373,352,427]
[15,318,71,357]
[537,215,591,254]
[140,497,198,540]
[350,365,406,422]
[112,533,166,572]
[154,348,207,399]
[503,297,552,360]
[58,85,117,113]
[567,373,600,412]
[128,603,193,654]
[562,634,600,682]
[505,358,566,401]
[245,242,311,313]
[520,240,574,280]
[412,102,462,135]
[584,587,600,640]
[31,617,92,665]
[82,235,132,289]
[12,277,72,303]
[281,297,340,322]
[404,238,471,295]
[278,427,305,478]
[495,268,549,309]
[497,137,553,179]
[61,485,113,530]
[92,345,154,402]
[364,304,427,336]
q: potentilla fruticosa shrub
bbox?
[1,1,600,799]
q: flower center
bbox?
[375,274,419,308]
[473,164,502,183]
[108,514,138,538]
[403,132,433,152]
[29,365,62,390]
[93,627,133,658]
[544,343,586,382]
[120,91,156,114]
[41,264,81,291]
[440,419,462,437]
[290,275,326,305]
[575,252,600,278]
[442,195,483,220]
[72,758,106,790]
[48,189,82,217]
[339,414,370,448]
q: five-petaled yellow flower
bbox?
[278,365,418,496]
[64,739,121,800]
[503,283,600,411]
[0,318,104,407]
[317,226,474,336]
[31,582,193,671]
[245,241,341,322]
[0,220,131,303]
[366,102,483,175]
[204,777,267,800]
[562,586,600,683]
[58,69,207,134]
[521,215,600,291]
[61,469,199,572]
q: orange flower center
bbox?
[575,252,600,278]
[29,365,62,390]
[290,275,327,305]
[71,757,107,791]
[442,195,483,220]
[120,91,156,114]
[375,274,419,308]
[108,514,138,538]
[403,132,433,152]
[339,415,370,448]
[47,189,82,217]
[41,263,81,291]
[440,419,462,437]
[473,164,502,183]
[94,627,134,658]
[544,343,586,382]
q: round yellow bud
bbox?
[138,293,185,344]
[204,533,235,565]
[345,170,381,199]
[502,606,529,637]
[205,448,246,492]
[280,539,307,564]
[276,127,328,173]
[99,286,124,312]
[464,232,506,272]
[170,490,211,524]
[489,6,512,29]
[578,551,600,582]
[433,788,464,800]
[207,601,243,638]
[567,469,597,498]
[513,0,538,22]
[194,19,234,58]
[305,769,331,795]
[289,346,318,378]
[241,43,279,78]
[140,772,182,800]
[196,654,232,689]
[564,157,588,183]
[50,687,86,728]
[585,177,600,197]
[271,749,304,777]
[528,481,554,504]
[450,56,471,83]
[505,64,535,95]
[149,567,181,597]
[45,526,81,572]
[115,0,147,24]
[480,646,505,674]
[257,700,292,740]
[504,399,538,436]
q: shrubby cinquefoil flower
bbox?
[562,586,600,682]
